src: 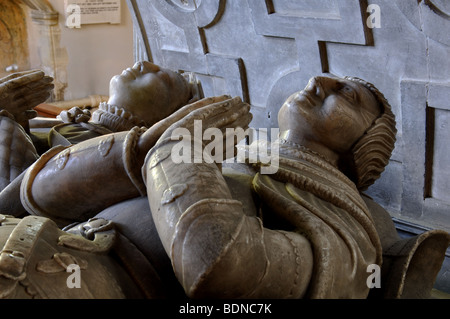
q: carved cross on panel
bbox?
[127,0,372,129]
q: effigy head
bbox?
[278,75,397,190]
[108,61,194,127]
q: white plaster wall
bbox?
[44,0,134,100]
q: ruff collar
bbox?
[91,102,148,132]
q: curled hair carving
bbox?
[344,76,397,191]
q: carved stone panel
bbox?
[402,80,450,232]
[127,0,371,130]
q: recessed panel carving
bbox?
[152,8,189,53]
[167,0,201,12]
[431,109,450,202]
[271,0,340,19]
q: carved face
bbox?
[278,76,381,154]
[108,61,191,125]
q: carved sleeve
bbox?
[0,111,38,192]
[20,128,147,226]
[144,138,313,298]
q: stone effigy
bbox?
[0,70,53,191]
[0,65,448,298]
[0,62,201,192]
[143,75,450,298]
[48,61,203,148]
[0,62,202,217]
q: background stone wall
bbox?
[1,0,134,101]
[127,0,450,292]
[0,0,29,78]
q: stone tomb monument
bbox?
[126,0,450,293]
[0,0,448,299]
[0,66,448,298]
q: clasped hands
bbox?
[138,95,252,164]
[0,70,54,127]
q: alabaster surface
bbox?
[0,66,448,299]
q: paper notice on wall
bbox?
[65,0,121,26]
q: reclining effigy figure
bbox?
[47,61,202,148]
[0,62,202,217]
[0,63,228,298]
[142,75,450,298]
[0,65,448,298]
[0,62,202,189]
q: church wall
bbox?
[1,0,134,101]
[46,0,134,100]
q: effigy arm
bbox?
[144,98,313,298]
